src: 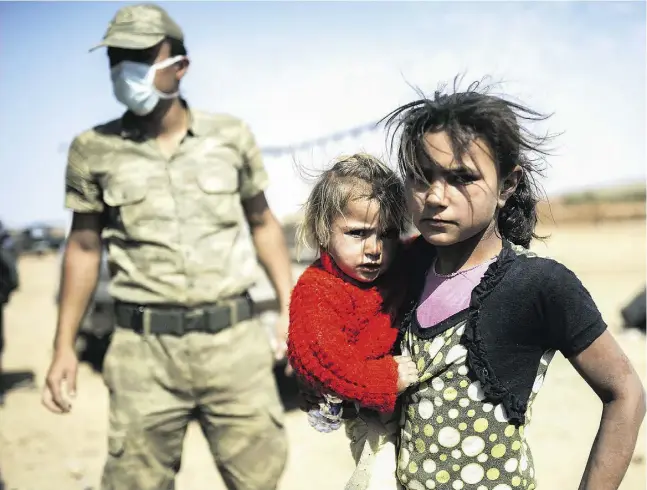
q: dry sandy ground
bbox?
[1,220,645,490]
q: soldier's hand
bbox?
[272,312,289,360]
[283,361,294,377]
[42,346,78,413]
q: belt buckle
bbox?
[183,308,206,333]
[131,305,145,333]
[205,303,232,333]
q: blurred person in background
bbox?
[0,219,19,406]
[41,4,292,490]
[621,287,646,333]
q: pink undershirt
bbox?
[416,257,498,328]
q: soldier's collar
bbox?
[119,98,201,140]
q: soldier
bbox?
[42,4,293,489]
[0,218,19,406]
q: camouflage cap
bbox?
[90,3,184,52]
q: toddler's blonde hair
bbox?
[296,153,408,253]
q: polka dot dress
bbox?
[397,322,554,490]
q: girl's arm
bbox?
[288,271,399,412]
[543,261,645,489]
[570,331,645,490]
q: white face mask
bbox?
[110,55,185,116]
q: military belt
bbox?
[114,295,253,337]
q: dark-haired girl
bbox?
[382,79,645,490]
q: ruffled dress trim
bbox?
[401,239,527,425]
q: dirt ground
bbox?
[0,219,645,490]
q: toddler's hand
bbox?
[394,355,419,394]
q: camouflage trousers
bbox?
[100,318,288,490]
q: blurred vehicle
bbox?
[19,224,65,256]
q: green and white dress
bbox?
[394,239,607,490]
[398,321,553,490]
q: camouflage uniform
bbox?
[65,5,288,489]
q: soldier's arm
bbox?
[55,135,105,352]
[238,121,293,314]
[55,212,103,351]
[243,193,292,315]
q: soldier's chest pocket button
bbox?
[196,167,240,224]
[104,184,148,230]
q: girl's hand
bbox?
[394,355,419,393]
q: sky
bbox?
[0,1,645,228]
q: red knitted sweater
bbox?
[287,251,403,413]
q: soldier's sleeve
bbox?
[64,136,104,213]
[238,122,270,200]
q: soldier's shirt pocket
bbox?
[196,166,240,225]
[103,181,148,231]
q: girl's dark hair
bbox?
[381,76,557,248]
